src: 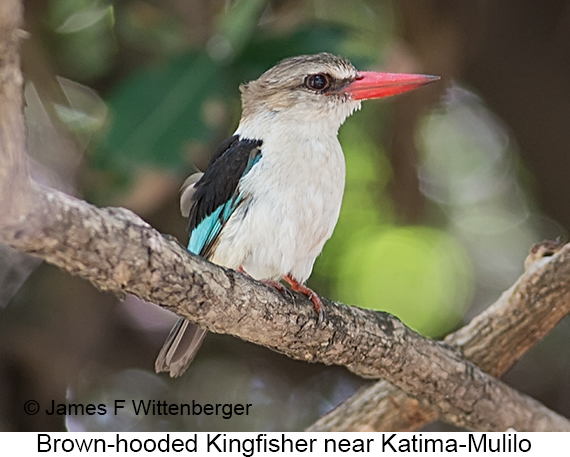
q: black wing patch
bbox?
[186,135,263,255]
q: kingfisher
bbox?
[155,53,438,377]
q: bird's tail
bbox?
[155,318,208,377]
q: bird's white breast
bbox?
[209,115,346,283]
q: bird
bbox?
[155,52,438,377]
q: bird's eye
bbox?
[305,73,330,92]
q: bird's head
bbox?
[238,53,438,134]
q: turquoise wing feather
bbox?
[186,136,262,258]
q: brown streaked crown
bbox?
[239,53,360,118]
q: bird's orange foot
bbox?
[237,265,251,277]
[261,278,284,291]
[283,274,325,324]
[261,278,296,301]
[237,267,293,299]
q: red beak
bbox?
[339,71,440,100]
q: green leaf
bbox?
[97,53,224,170]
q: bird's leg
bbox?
[237,266,292,298]
[283,274,325,324]
[237,265,251,277]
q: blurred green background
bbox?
[1,0,570,431]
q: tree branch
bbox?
[0,188,568,431]
[1,0,569,432]
[307,241,570,431]
[0,0,31,222]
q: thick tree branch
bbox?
[0,190,569,432]
[308,242,570,431]
[1,0,570,432]
[0,0,31,222]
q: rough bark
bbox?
[307,241,570,431]
[0,187,569,431]
[0,0,31,222]
[1,0,570,433]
